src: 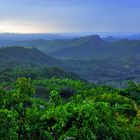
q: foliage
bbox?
[0,77,140,140]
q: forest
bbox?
[0,66,140,140]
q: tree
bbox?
[0,109,18,140]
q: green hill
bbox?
[1,37,140,87]
[50,36,140,59]
[0,46,63,69]
[1,35,140,60]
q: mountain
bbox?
[0,38,83,53]
[50,36,140,59]
[0,33,72,41]
[103,36,119,42]
[63,56,140,87]
[1,36,140,87]
[1,35,140,59]
[0,46,64,69]
[127,34,140,40]
[0,35,106,54]
[0,46,81,82]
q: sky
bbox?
[0,0,140,33]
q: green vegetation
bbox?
[0,46,64,69]
[0,66,140,139]
[1,40,140,87]
[0,66,80,82]
[63,57,140,87]
[0,40,140,139]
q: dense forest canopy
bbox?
[0,64,140,139]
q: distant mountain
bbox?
[103,33,140,41]
[0,35,106,53]
[0,46,64,69]
[1,34,140,60]
[0,42,140,87]
[103,36,119,42]
[127,34,140,40]
[50,35,140,59]
[0,38,85,53]
[0,33,73,41]
[1,35,140,59]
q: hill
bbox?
[50,36,140,59]
[0,46,64,69]
[63,57,140,87]
[1,36,140,87]
[0,35,106,54]
[1,35,140,60]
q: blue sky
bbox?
[0,0,140,33]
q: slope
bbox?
[0,46,63,69]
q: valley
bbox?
[0,35,140,87]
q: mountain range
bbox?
[49,35,140,59]
[0,34,140,87]
[0,35,140,60]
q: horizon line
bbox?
[0,31,139,35]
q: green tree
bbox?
[0,109,18,140]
